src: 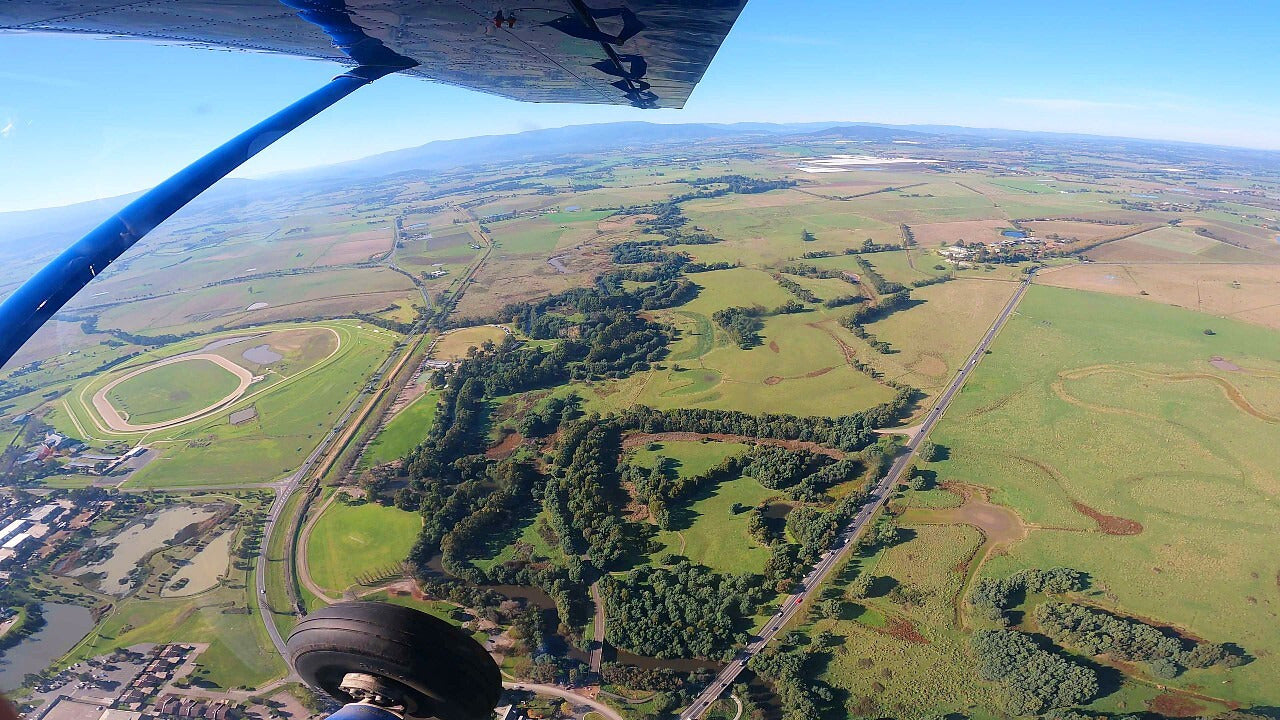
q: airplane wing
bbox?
[0,0,749,108]
[0,1,750,366]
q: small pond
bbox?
[242,344,283,364]
[70,505,215,595]
[0,603,94,691]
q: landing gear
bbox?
[286,601,501,720]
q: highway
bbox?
[253,340,405,657]
[679,271,1033,719]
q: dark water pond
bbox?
[1000,229,1028,238]
[0,603,94,692]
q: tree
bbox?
[848,573,874,599]
[818,598,842,619]
[917,439,939,462]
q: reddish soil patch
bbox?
[763,376,783,385]
[485,431,523,460]
[768,340,780,353]
[621,431,846,459]
[803,366,835,378]
[879,616,929,644]
[1210,356,1241,371]
[1071,501,1144,535]
[1148,693,1205,717]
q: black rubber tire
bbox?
[286,601,500,720]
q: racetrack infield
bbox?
[94,354,253,432]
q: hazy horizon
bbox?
[3,0,1278,212]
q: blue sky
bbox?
[1,0,1278,212]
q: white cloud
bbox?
[1000,97,1142,112]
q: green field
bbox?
[655,476,776,574]
[56,321,398,488]
[627,440,774,573]
[106,358,242,425]
[923,284,1280,707]
[363,390,439,466]
[582,268,897,418]
[305,501,422,593]
[809,524,997,719]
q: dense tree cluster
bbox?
[742,446,827,490]
[747,643,835,720]
[688,174,797,195]
[774,274,820,304]
[822,294,862,309]
[910,273,953,288]
[971,628,1099,715]
[569,311,672,379]
[601,560,768,660]
[683,260,739,273]
[615,385,917,454]
[1034,602,1244,675]
[439,459,539,579]
[516,394,581,438]
[711,306,766,348]
[968,567,1088,623]
[543,420,631,567]
[610,241,669,265]
[599,663,713,694]
[779,262,860,286]
[852,256,906,294]
[622,453,747,529]
[840,289,913,327]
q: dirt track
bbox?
[1057,363,1278,423]
[92,353,254,432]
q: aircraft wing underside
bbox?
[0,0,748,108]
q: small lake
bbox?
[71,506,215,595]
[162,528,234,597]
[242,344,283,364]
[1000,230,1028,238]
[0,603,94,691]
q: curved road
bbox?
[680,272,1034,719]
[504,683,624,720]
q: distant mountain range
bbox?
[266,121,841,183]
[4,120,1278,253]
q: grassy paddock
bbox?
[305,501,422,593]
[926,284,1280,706]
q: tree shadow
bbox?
[837,602,867,622]
[866,575,898,599]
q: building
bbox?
[0,519,26,545]
[2,531,30,551]
[67,459,109,475]
[27,504,65,523]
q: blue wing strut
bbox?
[0,63,406,367]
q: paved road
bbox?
[504,682,624,720]
[253,348,396,656]
[679,272,1033,719]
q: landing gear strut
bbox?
[286,601,501,720]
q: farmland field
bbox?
[5,121,1280,716]
[305,501,422,593]
[363,390,440,466]
[1038,261,1280,330]
[430,325,510,361]
[921,284,1280,707]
